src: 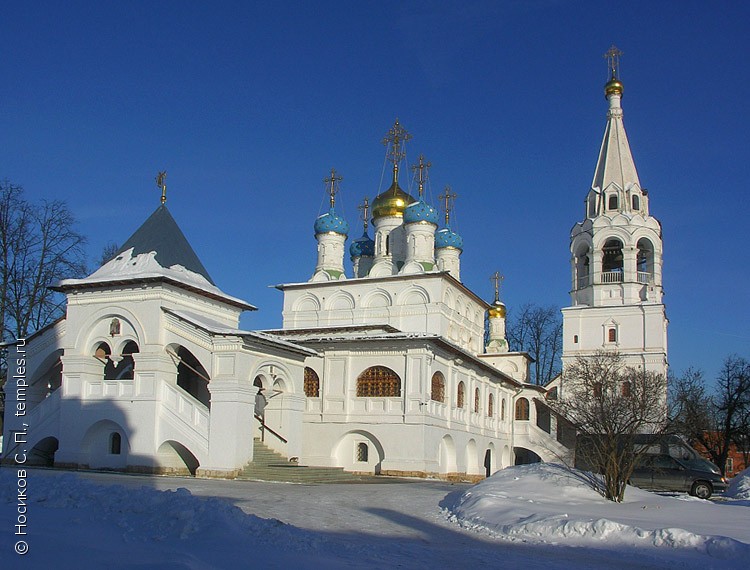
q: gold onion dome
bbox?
[371,181,414,219]
[488,300,506,319]
[604,77,624,98]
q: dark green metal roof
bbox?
[115,205,215,285]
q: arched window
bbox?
[431,372,445,403]
[173,346,211,407]
[608,328,617,343]
[636,238,654,283]
[608,194,619,210]
[621,381,632,397]
[110,432,122,455]
[356,442,369,462]
[474,387,480,413]
[488,393,494,417]
[575,245,591,289]
[501,398,506,421]
[602,239,624,277]
[632,195,640,210]
[515,397,530,421]
[113,340,138,380]
[304,367,320,397]
[457,381,465,408]
[356,366,401,397]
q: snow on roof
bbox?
[55,247,255,311]
[115,204,214,284]
[164,308,317,356]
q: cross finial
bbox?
[411,153,431,198]
[358,197,370,233]
[604,45,623,80]
[156,171,167,204]
[382,119,412,184]
[438,186,457,226]
[323,168,343,208]
[490,271,504,303]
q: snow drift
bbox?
[448,463,749,559]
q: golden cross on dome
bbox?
[323,168,343,208]
[490,271,504,303]
[411,154,431,198]
[156,171,167,205]
[358,197,371,232]
[604,45,623,79]
[438,186,457,226]
[382,119,412,184]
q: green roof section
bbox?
[115,205,215,285]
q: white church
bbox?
[2,51,667,481]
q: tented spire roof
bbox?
[591,86,641,192]
[115,205,214,285]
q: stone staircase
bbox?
[237,439,379,484]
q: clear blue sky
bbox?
[2,1,748,380]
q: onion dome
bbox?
[371,181,414,220]
[604,77,623,98]
[349,232,375,257]
[435,227,463,250]
[314,208,349,236]
[488,300,506,319]
[403,199,438,225]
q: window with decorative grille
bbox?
[304,367,320,397]
[356,442,369,462]
[431,372,445,402]
[488,393,494,417]
[356,366,401,397]
[457,381,465,408]
[474,388,480,413]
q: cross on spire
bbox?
[490,271,504,303]
[411,153,431,198]
[382,119,412,184]
[324,168,343,208]
[604,45,623,80]
[156,171,167,205]
[438,186,457,226]
[358,197,370,232]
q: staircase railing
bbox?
[254,415,288,444]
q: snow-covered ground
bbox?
[1,464,748,569]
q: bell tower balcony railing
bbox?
[577,271,654,288]
[600,271,623,283]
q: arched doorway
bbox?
[157,440,200,475]
[28,436,59,467]
[513,447,542,465]
[170,346,211,407]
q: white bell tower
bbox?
[562,46,668,379]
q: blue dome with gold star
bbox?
[349,232,375,257]
[314,208,349,236]
[435,227,463,250]
[403,199,438,225]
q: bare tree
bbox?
[0,185,87,338]
[0,181,87,421]
[672,356,750,476]
[552,351,668,502]
[98,241,120,268]
[506,303,562,385]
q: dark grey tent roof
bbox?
[115,205,215,285]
